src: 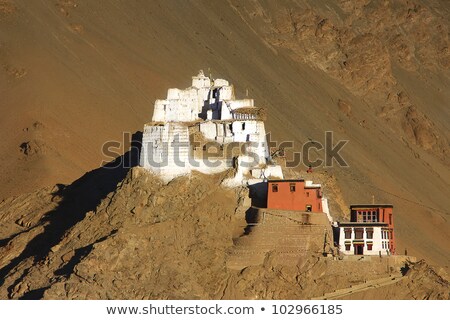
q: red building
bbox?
[350,204,395,254]
[267,179,323,212]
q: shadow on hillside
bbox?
[243,207,260,235]
[248,182,267,208]
[0,132,142,299]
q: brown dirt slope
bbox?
[0,167,447,299]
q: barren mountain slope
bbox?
[0,167,448,299]
[0,0,449,269]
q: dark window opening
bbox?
[213,88,219,99]
[272,184,278,192]
[354,244,364,255]
[290,183,296,192]
[345,244,351,251]
[354,228,364,239]
[242,122,246,131]
[344,228,352,239]
[306,205,312,212]
[306,192,310,197]
[367,243,373,251]
[366,228,374,239]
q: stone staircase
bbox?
[227,209,333,270]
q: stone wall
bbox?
[227,210,333,270]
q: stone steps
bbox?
[227,211,332,270]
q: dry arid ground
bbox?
[0,0,449,299]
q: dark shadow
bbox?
[0,132,142,298]
[54,230,117,278]
[0,237,11,248]
[19,286,50,300]
[248,182,267,208]
[332,225,340,246]
[199,88,222,120]
[0,231,27,248]
[245,207,260,224]
[243,207,260,235]
[400,263,411,276]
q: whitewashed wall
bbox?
[251,165,283,179]
[143,72,272,184]
[140,123,191,181]
[192,72,211,88]
[338,226,390,256]
[228,99,254,110]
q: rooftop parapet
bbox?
[192,70,211,88]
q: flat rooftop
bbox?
[338,222,389,227]
[350,204,393,208]
[268,179,305,183]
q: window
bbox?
[290,183,296,192]
[354,228,364,239]
[242,122,246,131]
[306,192,310,197]
[306,205,312,212]
[272,184,278,192]
[344,228,352,239]
[364,211,373,222]
[389,214,392,225]
[345,243,351,251]
[373,210,378,222]
[362,210,378,222]
[357,211,363,222]
[367,243,373,251]
[366,228,374,239]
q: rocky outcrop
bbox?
[0,167,448,299]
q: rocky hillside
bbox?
[0,0,449,297]
[0,166,448,299]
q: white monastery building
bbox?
[337,222,392,256]
[335,204,396,256]
[140,71,283,184]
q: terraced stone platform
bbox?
[227,208,333,270]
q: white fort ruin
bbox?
[140,71,283,184]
